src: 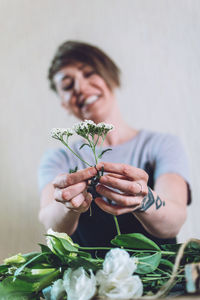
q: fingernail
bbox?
[65,202,73,208]
[86,192,93,201]
[53,174,68,187]
[88,168,96,176]
[54,189,63,201]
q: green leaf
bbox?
[69,166,78,173]
[0,270,60,299]
[187,241,200,250]
[59,237,79,253]
[14,253,51,277]
[161,243,181,251]
[79,143,90,150]
[68,256,103,272]
[111,233,161,251]
[135,252,161,274]
[98,148,112,159]
[77,251,92,258]
[159,258,174,269]
[22,252,41,261]
[0,265,9,274]
[4,253,26,265]
[0,277,36,298]
[17,270,60,292]
[38,243,52,253]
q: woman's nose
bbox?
[74,78,80,92]
[74,76,88,94]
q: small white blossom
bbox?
[96,122,114,135]
[96,248,142,299]
[46,228,77,252]
[73,120,96,137]
[63,267,96,300]
[51,128,73,140]
[51,279,66,300]
[73,120,114,137]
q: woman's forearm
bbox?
[133,189,187,239]
[39,200,80,235]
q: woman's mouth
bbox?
[84,95,100,106]
[79,95,101,111]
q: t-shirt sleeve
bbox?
[152,134,191,204]
[38,148,69,192]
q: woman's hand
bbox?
[95,162,149,215]
[53,167,97,213]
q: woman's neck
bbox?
[95,105,138,147]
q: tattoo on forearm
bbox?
[139,187,165,212]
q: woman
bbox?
[38,41,190,250]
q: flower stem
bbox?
[61,139,92,167]
[113,215,121,235]
[79,246,112,251]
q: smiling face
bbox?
[53,63,116,122]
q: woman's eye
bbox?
[84,71,95,78]
[62,81,74,91]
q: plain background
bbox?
[0,0,199,262]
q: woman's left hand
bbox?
[95,162,149,215]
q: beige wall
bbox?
[0,0,199,262]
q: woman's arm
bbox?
[95,162,188,239]
[39,183,81,235]
[134,173,187,238]
[38,167,97,235]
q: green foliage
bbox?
[79,143,90,150]
[0,277,36,299]
[98,148,112,159]
[111,233,161,251]
[69,166,78,173]
[136,252,162,274]
[1,233,199,298]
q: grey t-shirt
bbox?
[38,129,190,191]
[38,130,191,249]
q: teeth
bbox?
[85,95,99,105]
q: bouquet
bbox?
[0,120,199,300]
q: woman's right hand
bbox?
[53,167,97,214]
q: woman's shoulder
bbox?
[40,147,68,163]
[138,129,181,148]
[139,129,178,140]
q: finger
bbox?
[96,184,141,206]
[99,175,147,195]
[54,182,87,201]
[53,167,97,188]
[104,173,130,180]
[95,197,141,216]
[96,162,148,181]
[69,192,93,211]
[70,193,86,208]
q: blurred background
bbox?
[0,0,199,262]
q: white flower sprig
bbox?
[51,128,73,141]
[51,120,114,166]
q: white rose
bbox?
[96,248,143,299]
[63,267,96,300]
[98,274,143,299]
[50,279,66,300]
[97,248,138,281]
